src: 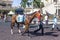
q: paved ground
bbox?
[0,21,60,40]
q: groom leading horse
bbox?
[11,8,44,35]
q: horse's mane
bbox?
[29,12,37,23]
[26,12,36,15]
[30,12,36,15]
[25,12,36,24]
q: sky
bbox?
[12,0,22,7]
[12,0,32,7]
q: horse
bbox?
[10,10,42,35]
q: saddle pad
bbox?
[16,15,24,22]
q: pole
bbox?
[32,0,34,11]
[40,0,42,14]
[56,0,58,17]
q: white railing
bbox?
[54,5,60,9]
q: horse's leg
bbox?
[22,24,29,35]
[11,22,15,34]
[17,22,21,33]
[23,24,25,28]
[25,24,29,32]
[25,24,29,36]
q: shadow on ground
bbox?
[21,31,59,38]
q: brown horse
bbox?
[11,10,42,35]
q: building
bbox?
[0,0,13,10]
[41,0,60,16]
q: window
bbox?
[54,0,57,2]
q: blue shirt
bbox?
[53,17,57,24]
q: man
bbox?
[34,11,44,35]
[45,14,48,25]
[51,16,59,31]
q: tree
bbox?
[27,2,31,7]
[21,0,28,8]
[33,0,40,8]
[21,0,44,8]
[33,0,44,8]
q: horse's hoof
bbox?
[11,29,13,35]
[41,33,44,36]
[21,32,25,36]
[21,33,24,35]
[18,30,21,34]
[51,28,54,31]
[33,31,37,33]
[11,32,13,35]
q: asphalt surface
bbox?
[0,20,60,40]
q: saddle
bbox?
[16,14,25,23]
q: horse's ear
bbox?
[38,10,40,13]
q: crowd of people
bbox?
[0,11,9,22]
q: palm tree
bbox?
[21,0,28,8]
[33,0,40,8]
[32,0,44,8]
[21,0,44,8]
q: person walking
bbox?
[44,14,48,25]
[4,14,6,22]
[51,16,59,31]
[34,12,44,35]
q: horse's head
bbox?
[34,10,42,18]
[26,9,42,23]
